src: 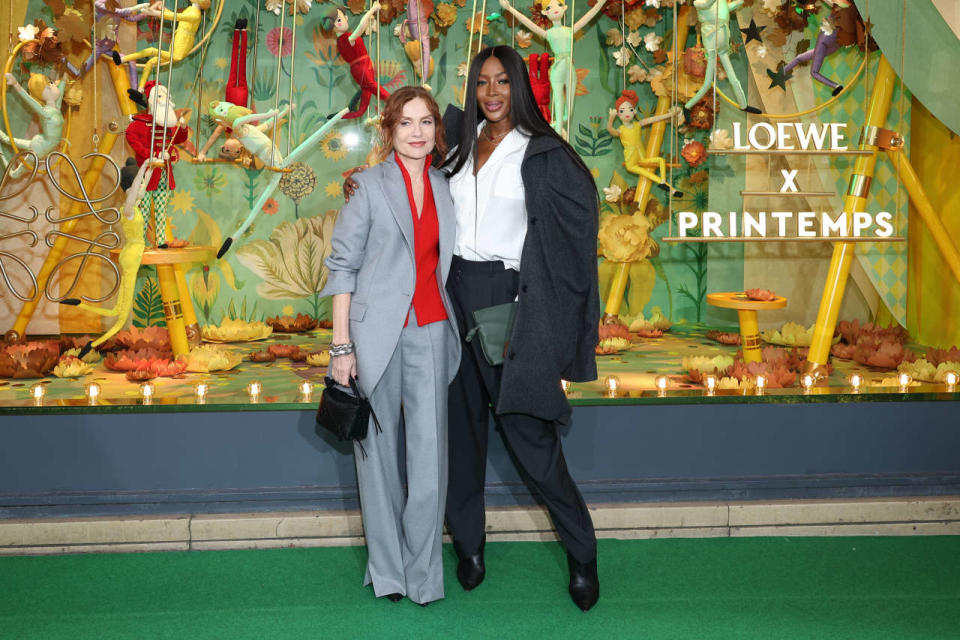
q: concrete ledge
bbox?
[2,497,957,556]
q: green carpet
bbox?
[1,537,958,639]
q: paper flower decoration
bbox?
[603,184,622,203]
[306,351,331,367]
[516,29,532,48]
[626,30,642,49]
[681,139,707,168]
[184,345,243,373]
[746,288,777,302]
[705,330,741,346]
[53,356,94,378]
[0,341,60,379]
[18,24,39,42]
[596,337,631,355]
[248,350,278,362]
[266,0,313,15]
[114,326,171,351]
[627,65,648,83]
[267,314,320,333]
[605,28,623,46]
[598,214,651,263]
[709,129,733,150]
[202,319,274,343]
[613,47,632,67]
[643,31,662,52]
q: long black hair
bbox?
[441,45,595,189]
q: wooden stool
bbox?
[111,246,214,357]
[706,292,788,364]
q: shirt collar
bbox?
[392,151,432,180]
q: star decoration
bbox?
[766,64,790,92]
[740,19,765,45]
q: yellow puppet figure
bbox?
[606,90,683,198]
[62,161,152,358]
[113,0,211,91]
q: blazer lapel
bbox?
[379,158,415,259]
[431,167,455,284]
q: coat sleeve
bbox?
[320,172,374,297]
[538,150,600,298]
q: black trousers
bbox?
[444,256,597,563]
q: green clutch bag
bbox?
[465,302,518,366]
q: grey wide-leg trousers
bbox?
[355,310,451,604]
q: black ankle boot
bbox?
[453,538,485,591]
[567,551,599,612]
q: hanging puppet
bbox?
[196,18,254,164]
[527,53,552,122]
[63,160,153,359]
[66,1,150,84]
[685,0,760,114]
[125,81,188,249]
[398,0,433,89]
[208,102,348,257]
[498,0,608,134]
[607,90,683,197]
[113,0,211,92]
[782,0,852,96]
[0,73,66,178]
[320,2,389,120]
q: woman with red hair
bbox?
[321,87,460,606]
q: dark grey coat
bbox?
[444,107,600,424]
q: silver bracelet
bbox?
[329,342,355,357]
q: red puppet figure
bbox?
[528,53,552,123]
[322,3,390,120]
[196,19,253,165]
[225,18,249,108]
[125,81,188,248]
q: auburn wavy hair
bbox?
[377,86,447,164]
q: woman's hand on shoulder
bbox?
[328,353,357,387]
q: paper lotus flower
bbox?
[248,350,278,362]
[760,322,833,347]
[934,362,960,382]
[267,344,302,359]
[852,338,916,370]
[202,319,273,343]
[306,351,331,367]
[267,314,319,333]
[598,323,631,342]
[104,349,184,377]
[830,342,856,360]
[62,346,101,363]
[706,330,741,346]
[634,328,663,338]
[0,341,60,379]
[125,368,157,382]
[184,345,242,373]
[925,346,960,366]
[746,288,777,302]
[53,356,94,378]
[596,337,631,354]
[114,325,171,351]
[235,214,337,302]
[682,354,735,376]
[598,214,652,262]
[290,348,308,362]
[897,358,937,383]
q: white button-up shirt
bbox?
[448,125,530,271]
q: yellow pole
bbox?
[804,55,897,379]
[886,149,960,287]
[174,263,201,348]
[738,309,761,363]
[156,264,189,357]
[603,4,690,321]
[9,59,135,339]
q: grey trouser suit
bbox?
[320,156,461,604]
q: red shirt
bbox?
[395,153,447,327]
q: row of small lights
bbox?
[587,371,960,398]
[27,380,317,406]
[27,372,960,405]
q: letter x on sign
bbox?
[779,169,799,193]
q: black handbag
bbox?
[465,301,517,366]
[315,376,381,457]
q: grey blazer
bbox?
[319,155,461,397]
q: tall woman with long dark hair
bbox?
[441,45,601,611]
